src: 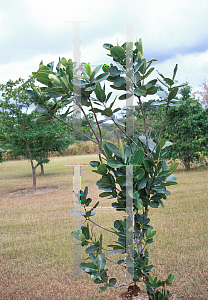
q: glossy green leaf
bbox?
[164,77,174,86]
[48,74,62,87]
[110,46,125,61]
[167,87,178,101]
[113,77,126,87]
[85,85,96,91]
[134,72,141,85]
[139,59,146,74]
[133,148,145,165]
[101,108,113,117]
[36,115,53,124]
[89,253,99,266]
[135,38,143,55]
[107,159,123,168]
[96,164,107,175]
[139,136,156,152]
[80,262,98,273]
[166,174,177,182]
[36,104,48,114]
[98,253,106,271]
[123,145,131,163]
[93,72,110,83]
[134,197,143,210]
[145,230,156,239]
[117,259,125,265]
[95,84,106,103]
[135,168,145,180]
[103,43,113,50]
[172,64,178,80]
[90,161,100,168]
[134,86,146,97]
[106,142,122,158]
[141,67,154,80]
[116,175,132,187]
[34,70,53,85]
[109,278,116,287]
[99,192,112,197]
[82,225,89,239]
[152,186,166,193]
[146,86,157,95]
[157,77,169,88]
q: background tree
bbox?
[162,85,208,170]
[0,78,73,189]
[0,148,4,163]
[69,112,95,141]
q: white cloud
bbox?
[156,50,208,93]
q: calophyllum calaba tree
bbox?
[27,40,186,299]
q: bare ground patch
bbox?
[9,187,58,196]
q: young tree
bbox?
[0,78,73,189]
[28,40,186,299]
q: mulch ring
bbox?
[116,284,149,299]
[9,187,58,196]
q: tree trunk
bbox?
[40,163,44,175]
[25,138,37,190]
[32,166,36,190]
[184,159,191,171]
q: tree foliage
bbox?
[163,86,208,170]
[0,78,73,188]
[27,39,186,299]
[133,85,208,171]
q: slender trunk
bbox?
[40,164,44,175]
[32,166,36,190]
[25,138,37,190]
[39,146,44,175]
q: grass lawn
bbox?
[0,155,207,299]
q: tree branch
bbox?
[137,96,149,156]
[88,218,126,237]
[111,116,141,150]
[76,102,109,160]
[53,115,99,145]
[105,256,126,268]
[88,96,102,142]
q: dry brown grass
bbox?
[50,141,99,157]
[0,155,207,299]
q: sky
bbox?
[0,0,208,102]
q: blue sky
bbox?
[0,0,208,99]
